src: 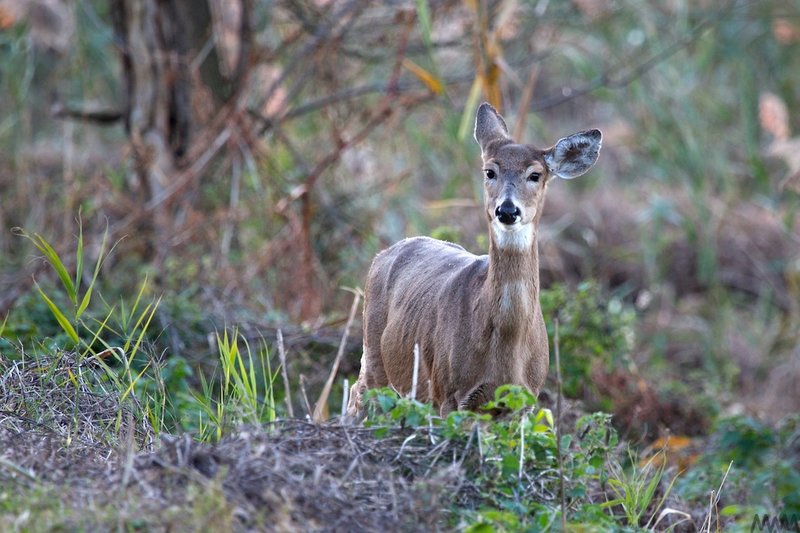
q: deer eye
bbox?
[528,172,541,182]
[484,169,496,180]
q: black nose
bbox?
[495,200,521,225]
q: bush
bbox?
[541,282,635,403]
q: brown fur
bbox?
[347,103,601,418]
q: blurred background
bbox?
[0,0,798,442]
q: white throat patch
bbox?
[492,219,534,250]
[499,281,531,315]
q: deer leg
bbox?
[346,341,388,421]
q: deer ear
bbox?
[474,103,509,154]
[545,129,602,179]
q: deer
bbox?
[346,103,602,419]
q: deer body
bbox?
[348,103,601,417]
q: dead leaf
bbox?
[773,18,800,45]
[402,58,444,95]
[759,92,790,141]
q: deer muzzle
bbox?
[495,199,521,225]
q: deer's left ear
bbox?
[545,129,602,179]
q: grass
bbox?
[194,329,279,441]
[603,448,682,529]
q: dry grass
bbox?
[1,420,466,532]
[0,351,474,532]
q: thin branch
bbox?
[277,329,294,419]
[298,374,313,418]
[51,103,123,125]
[554,318,567,531]
[312,290,362,423]
[410,343,420,401]
[341,378,350,419]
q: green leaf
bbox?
[35,283,79,344]
[720,505,742,517]
[599,498,624,509]
[501,453,520,477]
[76,289,92,320]
[465,523,494,533]
[377,393,396,413]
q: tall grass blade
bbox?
[125,296,161,360]
[120,360,152,403]
[414,0,433,48]
[76,228,111,319]
[80,306,116,358]
[32,233,77,305]
[35,282,79,344]
[458,76,483,140]
[75,218,83,295]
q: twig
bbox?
[298,374,312,419]
[0,457,37,481]
[119,409,136,489]
[410,343,420,401]
[51,103,123,125]
[458,424,478,467]
[513,64,540,140]
[341,378,349,419]
[700,460,733,532]
[276,329,294,418]
[108,125,232,239]
[312,290,362,422]
[219,147,241,263]
[554,318,567,531]
[519,413,525,482]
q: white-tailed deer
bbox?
[347,103,602,418]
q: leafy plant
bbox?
[602,447,681,529]
[14,222,113,348]
[194,329,279,442]
[364,385,622,531]
[540,282,635,403]
[676,414,800,526]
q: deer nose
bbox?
[495,200,521,225]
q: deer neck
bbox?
[484,224,540,327]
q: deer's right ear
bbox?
[474,103,509,154]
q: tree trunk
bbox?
[110,0,215,262]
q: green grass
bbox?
[194,329,280,441]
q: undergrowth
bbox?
[2,227,799,531]
[361,385,688,531]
